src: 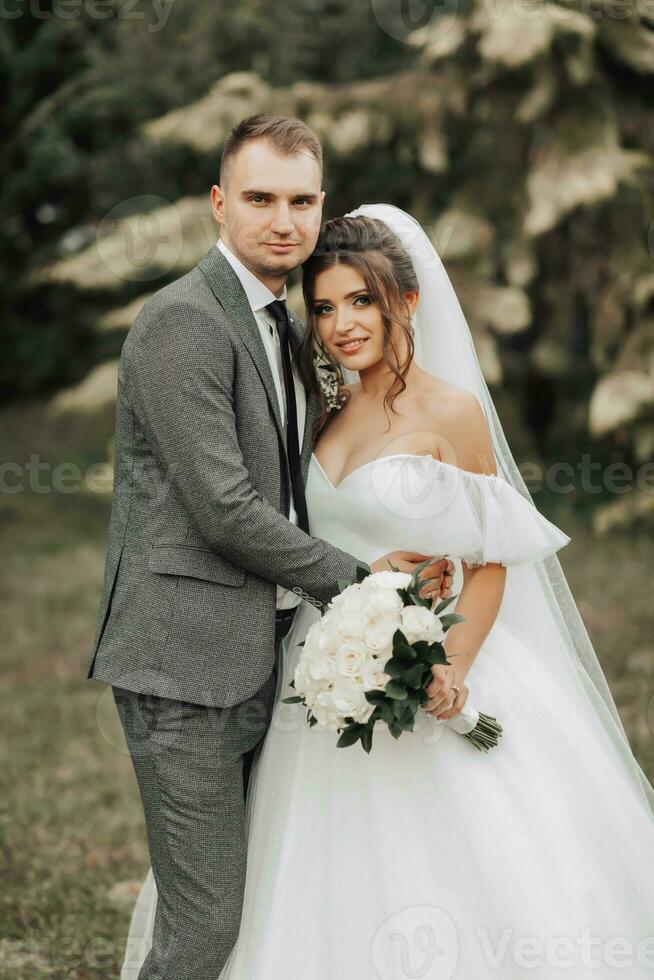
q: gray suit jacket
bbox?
[87,245,370,707]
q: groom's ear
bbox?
[210,184,225,224]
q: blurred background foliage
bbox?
[2,0,654,530]
[1,2,653,975]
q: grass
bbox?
[0,399,652,978]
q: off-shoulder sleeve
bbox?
[459,472,571,568]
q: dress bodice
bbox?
[307,452,570,572]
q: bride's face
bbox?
[311,263,418,370]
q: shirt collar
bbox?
[216,237,287,314]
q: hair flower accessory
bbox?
[316,358,348,411]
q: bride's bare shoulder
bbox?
[420,378,496,475]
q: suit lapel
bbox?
[198,246,319,486]
[198,247,284,441]
[286,311,320,484]
[300,387,320,485]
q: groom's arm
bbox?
[126,298,370,608]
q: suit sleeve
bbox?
[125,298,370,607]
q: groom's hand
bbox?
[370,552,454,600]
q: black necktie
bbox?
[265,300,310,533]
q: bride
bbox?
[121,205,654,979]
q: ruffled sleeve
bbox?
[458,470,571,568]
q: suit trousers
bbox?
[112,625,289,979]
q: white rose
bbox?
[361,657,391,691]
[312,705,340,728]
[400,605,446,645]
[318,614,343,653]
[363,570,413,592]
[364,614,400,653]
[303,621,322,649]
[341,585,369,614]
[368,587,404,614]
[336,610,368,641]
[306,656,335,682]
[311,690,344,729]
[335,640,368,678]
[329,581,363,606]
[333,687,372,722]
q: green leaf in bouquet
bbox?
[402,663,427,688]
[355,565,371,584]
[417,687,430,705]
[392,702,413,725]
[337,578,352,593]
[410,555,438,582]
[364,690,387,704]
[337,724,365,748]
[410,595,434,609]
[384,656,412,679]
[393,641,418,662]
[434,594,458,615]
[378,700,395,725]
[397,700,417,721]
[440,613,467,630]
[392,627,409,647]
[282,695,303,704]
[360,725,374,754]
[308,714,318,727]
[425,643,450,666]
[385,680,409,700]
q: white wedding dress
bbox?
[123,451,654,980]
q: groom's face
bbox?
[211,140,324,290]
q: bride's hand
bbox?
[370,553,454,600]
[423,664,468,720]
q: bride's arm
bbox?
[424,391,506,718]
[442,560,506,683]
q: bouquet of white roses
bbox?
[283,559,502,754]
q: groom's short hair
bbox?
[220,115,323,185]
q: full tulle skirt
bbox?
[122,600,654,979]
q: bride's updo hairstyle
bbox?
[296,215,419,436]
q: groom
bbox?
[88,114,452,978]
